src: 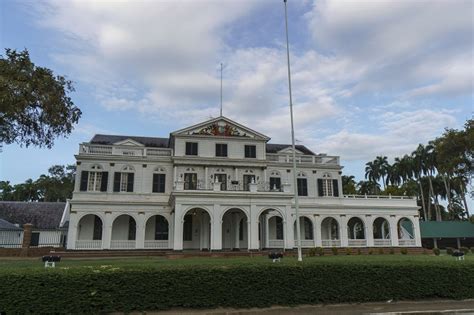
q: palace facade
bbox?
[66,116,421,250]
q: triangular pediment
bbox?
[171,116,270,140]
[278,147,304,154]
[113,138,144,146]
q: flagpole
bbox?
[284,0,302,262]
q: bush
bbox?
[315,247,324,256]
[357,249,362,255]
[400,248,408,255]
[368,249,374,255]
[389,248,395,255]
[446,247,454,255]
[460,247,469,254]
[433,248,440,256]
[378,248,384,255]
[307,248,317,257]
[0,262,473,313]
[345,248,353,255]
[331,247,338,255]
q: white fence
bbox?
[0,230,23,248]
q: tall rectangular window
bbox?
[88,172,102,191]
[276,217,283,240]
[269,177,281,191]
[297,178,308,196]
[185,142,198,155]
[323,179,333,197]
[152,174,166,193]
[215,143,228,157]
[244,145,256,158]
[155,216,169,240]
[93,216,102,240]
[183,214,193,241]
[114,173,134,192]
[214,173,227,191]
[184,173,197,190]
[243,175,255,191]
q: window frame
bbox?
[244,145,256,158]
[215,143,228,157]
[185,142,198,156]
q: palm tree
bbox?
[425,143,442,221]
[374,156,390,190]
[365,161,380,194]
[411,145,428,220]
[357,180,380,195]
[342,175,357,195]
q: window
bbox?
[216,143,228,157]
[214,173,227,190]
[243,174,255,191]
[244,145,256,158]
[88,171,103,191]
[183,214,193,241]
[318,173,339,197]
[297,178,308,196]
[114,172,134,192]
[93,216,102,240]
[152,174,166,193]
[276,217,283,240]
[269,177,281,191]
[80,165,108,192]
[155,216,169,240]
[184,173,197,190]
[185,142,198,155]
[128,217,136,240]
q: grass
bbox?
[1,253,473,272]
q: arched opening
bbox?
[145,215,170,249]
[258,209,284,249]
[321,217,340,247]
[183,208,211,250]
[293,216,314,247]
[221,208,248,250]
[111,214,136,249]
[347,217,366,247]
[373,217,391,246]
[76,214,103,249]
[398,217,415,246]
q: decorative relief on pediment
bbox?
[190,121,253,138]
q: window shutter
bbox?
[333,179,339,197]
[152,174,159,193]
[127,173,134,192]
[113,172,121,192]
[100,172,108,192]
[303,179,308,196]
[159,174,166,193]
[317,179,323,196]
[80,171,88,191]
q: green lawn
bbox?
[1,253,473,272]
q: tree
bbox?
[0,48,81,148]
[342,175,357,195]
[374,156,390,189]
[364,161,381,194]
[412,144,428,220]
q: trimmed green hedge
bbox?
[1,263,473,313]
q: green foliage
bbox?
[307,248,317,257]
[400,248,408,255]
[316,247,324,256]
[345,248,353,255]
[389,248,395,255]
[357,248,362,255]
[0,262,473,313]
[460,247,469,254]
[368,249,374,255]
[0,48,81,148]
[342,175,357,195]
[0,165,75,201]
[378,248,384,255]
[446,248,454,255]
[331,247,338,255]
[433,248,440,256]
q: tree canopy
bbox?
[0,48,81,148]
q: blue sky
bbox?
[1,0,473,188]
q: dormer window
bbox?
[185,142,198,156]
[215,143,228,157]
[244,145,256,158]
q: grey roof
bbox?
[0,202,66,229]
[266,143,315,155]
[0,218,22,230]
[90,134,170,148]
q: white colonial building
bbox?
[66,116,421,251]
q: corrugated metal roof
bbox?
[0,202,66,229]
[420,221,474,238]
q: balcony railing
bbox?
[144,240,170,249]
[398,239,416,246]
[373,239,391,246]
[293,239,315,247]
[344,194,415,200]
[348,239,367,247]
[110,240,136,249]
[76,240,102,249]
[322,239,341,247]
[79,144,171,158]
[266,153,339,166]
[268,239,284,248]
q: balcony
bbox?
[266,153,339,166]
[79,144,171,158]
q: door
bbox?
[30,232,40,247]
[184,173,197,190]
[215,173,227,190]
[243,175,255,191]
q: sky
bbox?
[0,0,473,188]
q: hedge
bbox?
[1,263,473,313]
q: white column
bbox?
[340,216,349,247]
[173,204,183,250]
[168,213,174,249]
[102,212,113,250]
[389,216,399,247]
[413,216,422,247]
[205,167,209,190]
[249,205,259,250]
[314,215,322,247]
[211,204,222,250]
[366,216,374,247]
[135,213,146,249]
[264,214,269,248]
[67,212,78,249]
[234,168,238,181]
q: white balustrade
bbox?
[268,239,285,248]
[293,240,315,248]
[79,144,171,158]
[75,240,102,249]
[110,240,136,249]
[348,239,367,247]
[398,239,416,246]
[144,240,170,249]
[373,239,391,246]
[322,239,341,247]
